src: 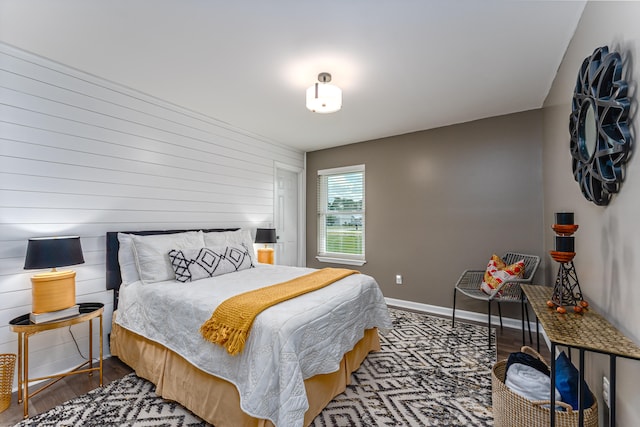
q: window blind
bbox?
[317,165,365,263]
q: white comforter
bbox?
[115,264,392,427]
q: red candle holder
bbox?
[549,222,587,313]
[549,251,576,263]
[552,224,579,236]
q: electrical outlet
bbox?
[602,376,610,408]
[395,274,403,285]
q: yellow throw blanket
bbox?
[200,267,358,355]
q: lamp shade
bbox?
[306,72,342,113]
[255,228,277,244]
[24,236,85,270]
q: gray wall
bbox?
[306,110,545,316]
[542,2,640,425]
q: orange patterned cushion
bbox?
[480,254,525,295]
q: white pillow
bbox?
[117,233,140,285]
[204,229,256,259]
[132,231,205,283]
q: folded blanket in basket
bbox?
[506,351,550,377]
[505,363,562,405]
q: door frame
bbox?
[274,161,305,266]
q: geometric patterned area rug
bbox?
[311,309,496,426]
[14,374,204,427]
[14,308,495,427]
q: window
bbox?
[317,165,365,265]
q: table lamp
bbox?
[24,236,84,314]
[255,228,276,264]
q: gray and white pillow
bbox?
[169,244,255,283]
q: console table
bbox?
[522,285,640,427]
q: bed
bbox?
[106,228,392,427]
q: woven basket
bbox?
[0,354,16,413]
[492,346,598,427]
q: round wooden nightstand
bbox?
[9,302,104,419]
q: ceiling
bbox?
[0,0,586,152]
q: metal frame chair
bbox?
[451,252,540,347]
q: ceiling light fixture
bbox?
[306,72,342,113]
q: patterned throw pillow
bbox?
[480,254,525,296]
[168,244,255,283]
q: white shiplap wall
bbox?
[0,42,304,384]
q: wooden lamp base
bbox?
[257,248,274,264]
[31,270,76,314]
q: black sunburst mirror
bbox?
[569,46,632,206]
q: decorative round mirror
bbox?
[577,98,597,162]
[569,46,632,206]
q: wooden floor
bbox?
[0,357,133,426]
[0,320,550,426]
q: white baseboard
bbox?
[385,297,551,349]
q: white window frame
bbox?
[316,164,366,266]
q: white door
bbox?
[275,166,300,266]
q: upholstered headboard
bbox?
[105,228,239,308]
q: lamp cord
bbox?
[68,326,88,360]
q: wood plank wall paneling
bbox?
[0,43,304,384]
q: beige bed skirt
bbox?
[110,314,380,427]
